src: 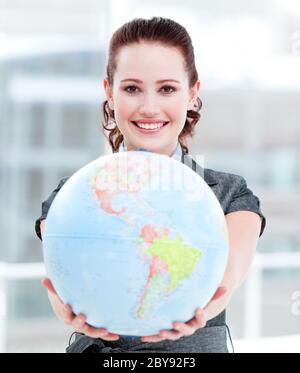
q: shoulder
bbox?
[41,176,70,217]
[204,166,253,203]
[183,154,254,206]
[34,176,71,240]
[204,168,249,203]
[204,168,266,237]
[204,168,245,190]
[183,154,244,191]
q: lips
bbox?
[130,121,169,133]
[131,121,169,127]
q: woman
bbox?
[35,17,266,353]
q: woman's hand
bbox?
[140,286,227,343]
[41,277,120,341]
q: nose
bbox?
[138,95,161,117]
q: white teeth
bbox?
[134,122,166,129]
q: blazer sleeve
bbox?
[35,176,70,241]
[225,176,266,237]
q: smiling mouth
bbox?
[131,121,169,131]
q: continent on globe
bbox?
[137,235,202,319]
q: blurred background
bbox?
[0,0,300,353]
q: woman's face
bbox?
[104,42,200,156]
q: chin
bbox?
[130,141,155,151]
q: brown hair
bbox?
[101,16,202,154]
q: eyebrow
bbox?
[120,79,180,84]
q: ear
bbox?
[103,78,114,110]
[188,80,201,111]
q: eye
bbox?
[124,85,139,94]
[161,85,176,94]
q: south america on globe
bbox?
[42,150,229,336]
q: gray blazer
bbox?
[35,152,266,353]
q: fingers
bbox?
[62,304,74,323]
[142,307,208,343]
[194,308,207,328]
[172,321,195,336]
[140,334,167,343]
[184,308,207,330]
[141,326,188,343]
[158,329,182,341]
[71,314,120,341]
[41,277,57,295]
[41,278,119,340]
[41,278,213,343]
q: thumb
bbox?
[41,277,57,295]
